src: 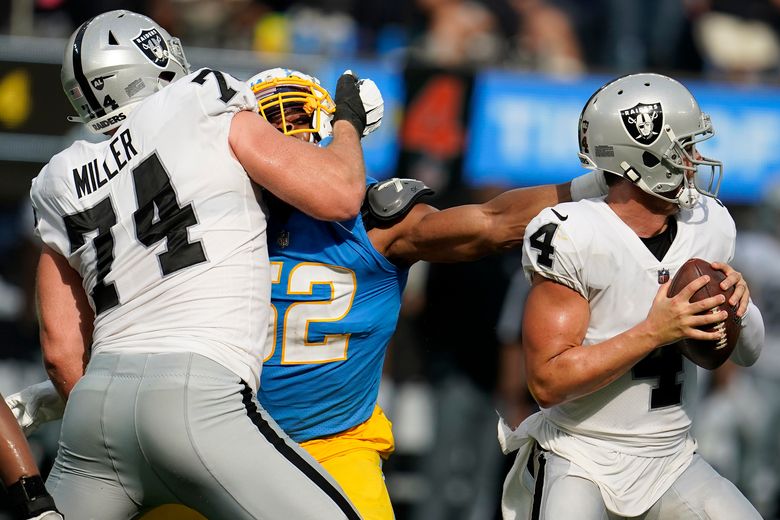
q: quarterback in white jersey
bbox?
[30,9,374,520]
[500,74,765,520]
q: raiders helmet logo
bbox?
[620,103,663,145]
[133,28,169,68]
[90,75,112,91]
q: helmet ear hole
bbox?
[159,71,176,82]
[642,151,660,168]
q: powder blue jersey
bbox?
[259,182,408,442]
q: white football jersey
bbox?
[522,196,736,456]
[31,68,270,389]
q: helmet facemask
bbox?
[249,70,335,143]
[633,115,723,209]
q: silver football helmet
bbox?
[577,73,722,208]
[248,67,335,143]
[61,10,190,134]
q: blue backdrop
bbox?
[464,70,780,204]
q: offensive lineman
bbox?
[30,10,377,519]
[500,73,765,519]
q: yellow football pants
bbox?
[140,406,395,520]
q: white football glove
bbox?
[28,512,64,520]
[5,380,65,436]
[356,77,383,137]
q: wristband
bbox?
[7,476,58,519]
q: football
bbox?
[667,258,741,370]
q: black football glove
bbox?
[333,70,366,136]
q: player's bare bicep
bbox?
[522,274,589,362]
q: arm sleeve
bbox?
[570,170,608,201]
[730,300,764,367]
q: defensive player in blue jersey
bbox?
[248,68,606,520]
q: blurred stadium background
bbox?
[2,0,780,519]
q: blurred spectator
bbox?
[408,0,504,67]
[690,0,780,82]
[601,0,689,71]
[506,0,585,76]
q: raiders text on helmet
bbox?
[62,10,190,134]
[577,73,723,209]
[248,68,335,143]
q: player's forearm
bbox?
[275,120,365,221]
[730,301,764,367]
[528,323,659,407]
[413,183,572,263]
[486,183,571,252]
[231,113,365,220]
[41,339,88,400]
[0,400,40,484]
[317,120,367,213]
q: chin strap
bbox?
[676,175,700,210]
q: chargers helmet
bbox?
[577,73,722,208]
[61,10,190,134]
[248,68,335,142]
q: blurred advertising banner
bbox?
[3,43,780,206]
[464,70,780,204]
[396,66,475,206]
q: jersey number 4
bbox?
[631,345,684,409]
[529,223,558,268]
[64,153,206,315]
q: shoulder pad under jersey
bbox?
[362,178,434,228]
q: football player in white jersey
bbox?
[0,394,62,520]
[500,73,766,520]
[29,9,376,520]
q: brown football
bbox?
[667,258,741,370]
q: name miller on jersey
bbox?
[72,129,138,199]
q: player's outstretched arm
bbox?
[381,183,571,264]
[37,245,93,400]
[523,274,728,408]
[229,72,372,222]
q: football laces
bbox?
[711,307,728,350]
